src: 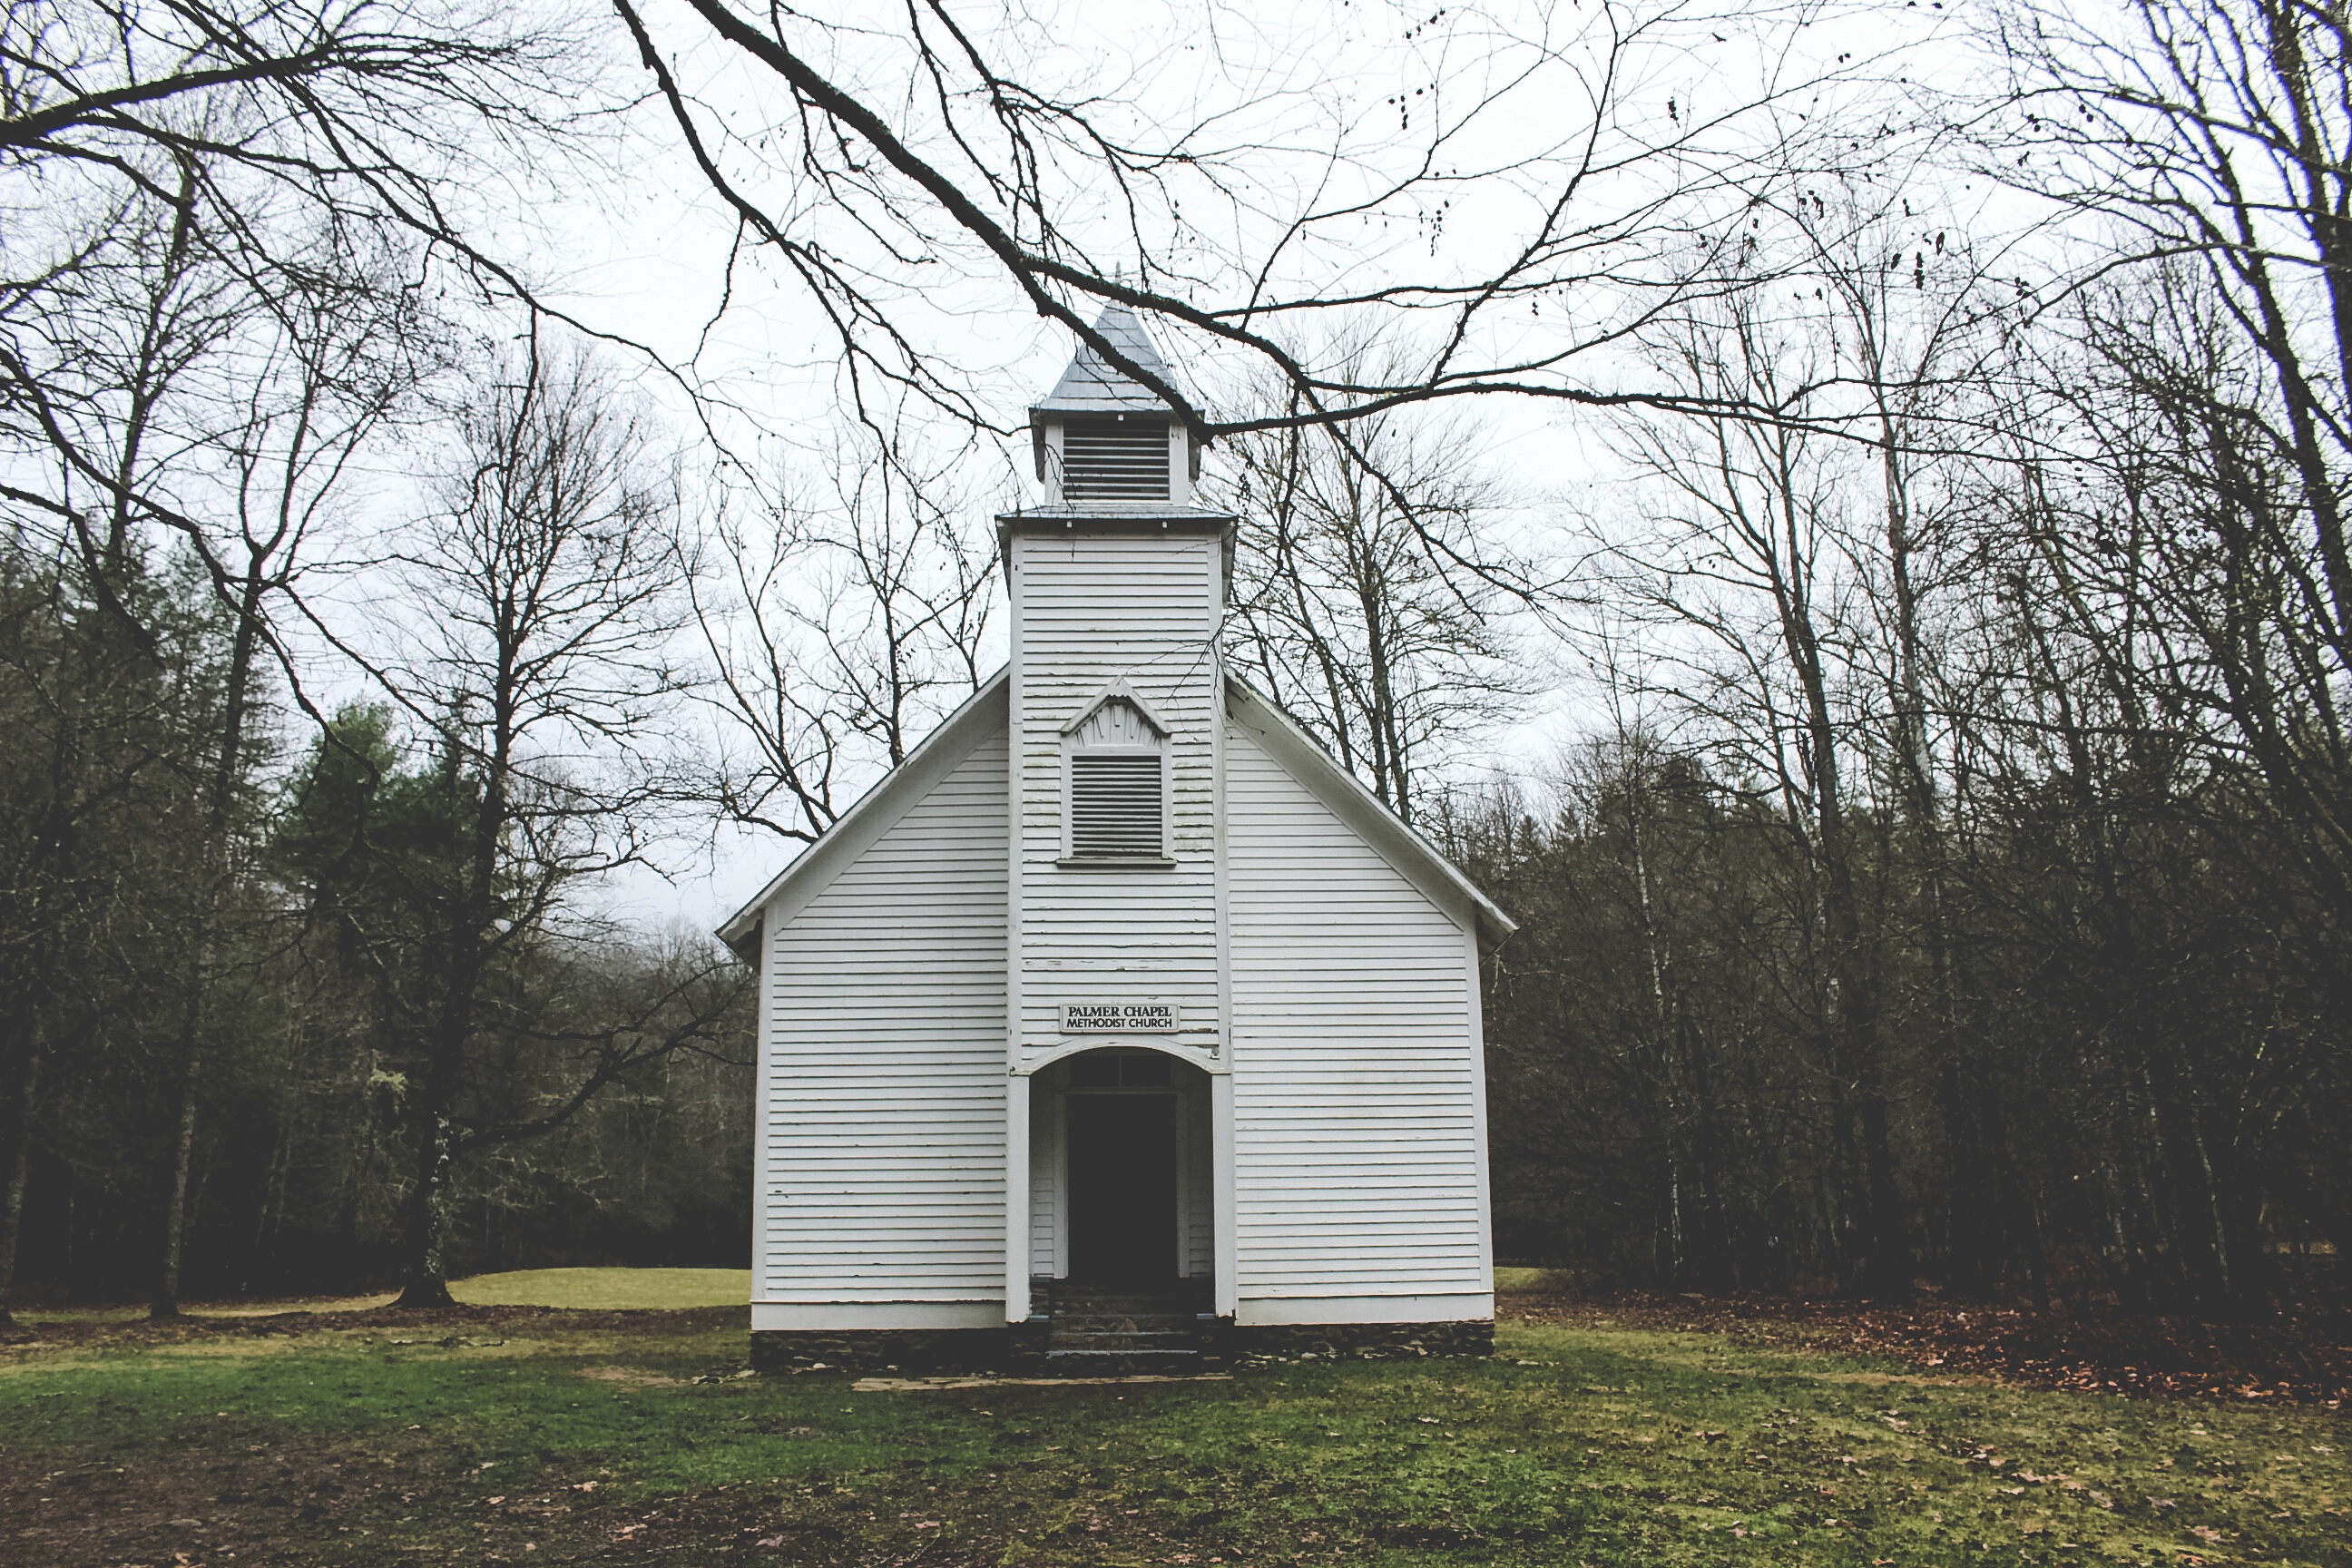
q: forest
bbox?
[1,0,2345,1325]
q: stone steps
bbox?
[1042,1284,1212,1374]
[1051,1329,1199,1352]
[1044,1348,1203,1375]
[1052,1315,1197,1330]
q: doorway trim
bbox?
[1016,1046,1223,1313]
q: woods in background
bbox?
[3,0,2347,1320]
[0,349,753,1316]
[1443,0,2352,1313]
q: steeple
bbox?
[993,300,1236,1122]
[1026,304,1204,508]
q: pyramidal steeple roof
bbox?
[1033,303,1191,421]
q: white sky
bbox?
[439,0,2004,936]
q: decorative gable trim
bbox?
[715,671,1010,962]
[1059,679,1172,740]
[1223,677,1516,945]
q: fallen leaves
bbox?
[1496,1286,2352,1404]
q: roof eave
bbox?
[1224,678,1514,944]
[713,668,1013,964]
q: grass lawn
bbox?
[1,1283,2345,1566]
[445,1268,750,1310]
[10,1267,754,1323]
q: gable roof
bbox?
[714,671,1009,963]
[713,667,1515,962]
[1223,678,1515,946]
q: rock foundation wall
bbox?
[749,1324,1047,1375]
[749,1318,1491,1374]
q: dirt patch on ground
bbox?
[1,1428,470,1568]
[574,1365,686,1387]
[0,1439,1030,1568]
[1501,1287,2352,1405]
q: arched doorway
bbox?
[1031,1048,1210,1294]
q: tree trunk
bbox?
[1766,444,1904,1299]
[151,567,266,1319]
[393,694,512,1307]
[0,1042,43,1329]
[150,1047,202,1319]
[394,1100,460,1309]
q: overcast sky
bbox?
[465,0,2002,936]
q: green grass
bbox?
[1493,1265,1581,1292]
[446,1266,750,1309]
[13,1265,752,1322]
[3,1305,2346,1566]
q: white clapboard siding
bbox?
[760,719,1009,1304]
[1012,533,1224,1055]
[1225,719,1488,1299]
[1182,1086,1213,1276]
[1028,1080,1061,1279]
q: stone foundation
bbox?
[749,1323,1046,1376]
[1218,1318,1493,1362]
[750,1316,1491,1374]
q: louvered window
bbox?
[1069,754,1164,857]
[1063,416,1170,501]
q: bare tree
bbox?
[1772,172,2015,1290]
[1592,262,1908,1294]
[359,336,703,1307]
[611,0,1885,447]
[2,0,582,547]
[149,234,443,1318]
[1994,0,2352,917]
[688,427,997,848]
[1213,347,1527,823]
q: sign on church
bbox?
[1060,1001,1180,1034]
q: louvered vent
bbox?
[1063,416,1170,501]
[1070,754,1164,857]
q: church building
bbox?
[720,307,1514,1370]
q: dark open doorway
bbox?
[1064,1092,1178,1286]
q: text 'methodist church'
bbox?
[720,307,1514,1370]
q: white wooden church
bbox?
[720,308,1514,1369]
